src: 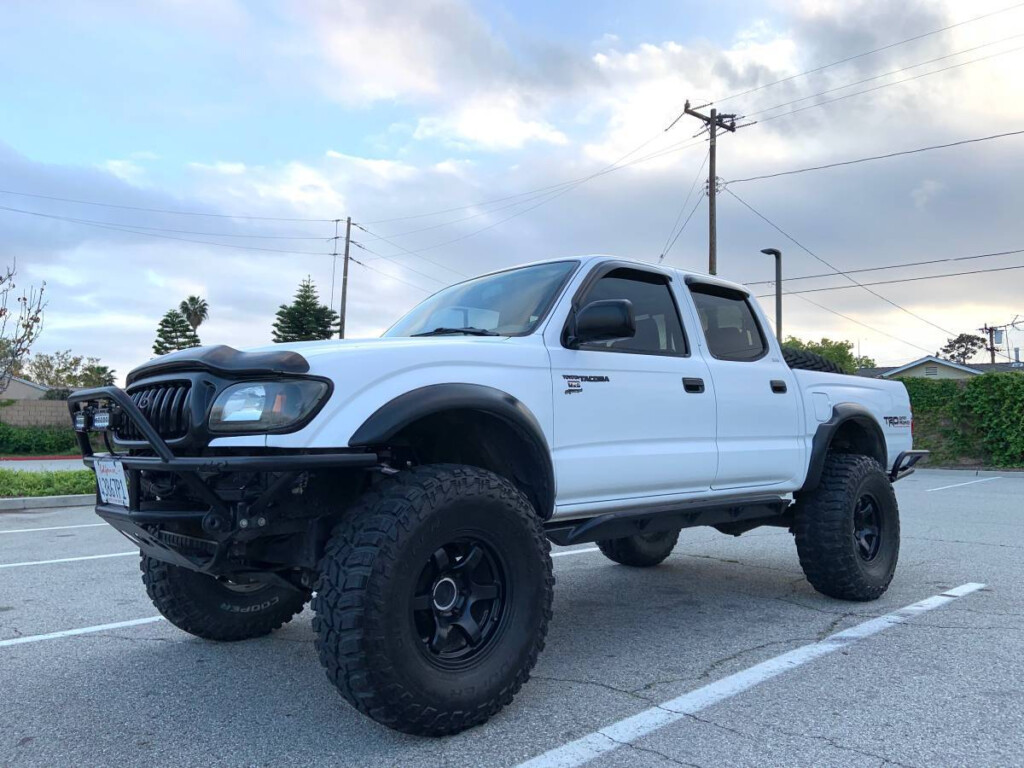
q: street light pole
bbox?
[761,248,782,343]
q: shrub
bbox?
[900,373,1024,468]
[0,422,80,455]
[0,469,95,497]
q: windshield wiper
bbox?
[411,326,500,337]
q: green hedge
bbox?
[901,373,1024,467]
[0,469,95,497]
[0,422,80,455]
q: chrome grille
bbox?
[115,382,192,441]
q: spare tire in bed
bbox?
[781,346,846,374]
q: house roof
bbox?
[856,355,1024,378]
[8,375,49,391]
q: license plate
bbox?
[95,458,130,507]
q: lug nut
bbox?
[257,516,267,527]
[239,518,249,529]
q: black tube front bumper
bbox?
[889,450,929,482]
[67,385,379,572]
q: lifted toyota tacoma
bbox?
[69,256,925,736]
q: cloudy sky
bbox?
[2,0,1023,380]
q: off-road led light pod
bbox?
[208,380,328,434]
[92,410,112,430]
[73,411,89,431]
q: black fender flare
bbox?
[801,403,887,493]
[348,384,556,517]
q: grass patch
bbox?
[0,469,95,498]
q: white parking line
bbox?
[551,547,600,558]
[0,617,164,648]
[0,523,107,535]
[0,547,592,572]
[0,551,136,569]
[515,582,987,768]
[926,477,1002,492]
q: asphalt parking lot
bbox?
[1,468,1021,768]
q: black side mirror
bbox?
[569,299,636,347]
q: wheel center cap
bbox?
[432,577,459,612]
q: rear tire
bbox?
[793,454,899,601]
[596,529,680,567]
[141,557,308,641]
[312,464,554,736]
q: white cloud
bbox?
[100,159,146,184]
[413,94,568,150]
[188,161,247,175]
[290,0,508,104]
[324,151,419,183]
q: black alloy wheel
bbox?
[412,538,507,669]
[853,494,882,561]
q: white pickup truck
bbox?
[69,255,925,736]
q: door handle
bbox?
[683,377,705,394]
[771,379,788,393]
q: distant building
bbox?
[2,376,50,399]
[857,355,1024,380]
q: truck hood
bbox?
[126,337,514,385]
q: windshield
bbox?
[385,260,578,338]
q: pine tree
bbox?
[153,309,201,355]
[272,277,338,342]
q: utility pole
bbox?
[338,216,352,339]
[674,101,737,275]
[984,324,996,364]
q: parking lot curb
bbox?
[0,494,94,512]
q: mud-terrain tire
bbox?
[596,529,680,567]
[793,454,899,601]
[782,346,845,374]
[141,557,308,641]
[312,464,554,736]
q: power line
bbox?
[661,194,705,263]
[785,294,937,356]
[361,134,704,227]
[352,223,469,278]
[0,188,337,222]
[357,139,708,261]
[724,187,957,337]
[728,129,1024,184]
[754,261,1024,297]
[0,203,330,256]
[755,43,1024,125]
[347,254,434,294]
[659,149,709,260]
[745,32,1024,119]
[710,1,1024,106]
[746,247,1024,285]
[350,239,449,285]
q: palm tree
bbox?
[179,296,209,333]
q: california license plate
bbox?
[95,458,130,507]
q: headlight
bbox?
[208,380,329,434]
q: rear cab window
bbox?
[689,283,768,362]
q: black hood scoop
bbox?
[127,345,310,385]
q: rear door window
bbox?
[689,284,767,362]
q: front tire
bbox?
[596,529,680,567]
[793,454,899,601]
[312,465,554,736]
[141,557,309,641]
